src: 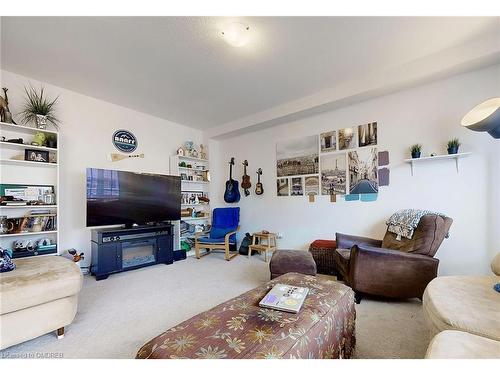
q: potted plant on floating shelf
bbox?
[19,84,60,130]
[447,138,460,154]
[410,144,422,159]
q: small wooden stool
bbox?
[249,232,277,262]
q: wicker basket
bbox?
[308,240,337,275]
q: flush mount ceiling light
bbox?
[461,98,500,138]
[220,23,251,48]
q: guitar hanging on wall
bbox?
[224,157,241,203]
[255,168,264,195]
[241,160,251,197]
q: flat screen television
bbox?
[86,168,181,227]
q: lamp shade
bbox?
[461,98,500,138]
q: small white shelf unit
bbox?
[405,152,471,176]
[169,154,210,257]
[0,121,60,258]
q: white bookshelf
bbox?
[169,154,210,257]
[0,121,60,259]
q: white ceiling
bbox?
[1,17,499,131]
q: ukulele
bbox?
[255,168,264,195]
[241,160,251,196]
[224,157,241,203]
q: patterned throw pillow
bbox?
[0,248,16,273]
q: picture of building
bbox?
[304,176,319,196]
[320,131,337,152]
[276,178,289,196]
[338,127,357,150]
[321,153,347,194]
[277,135,319,177]
[291,177,303,196]
[348,148,378,194]
[358,122,377,147]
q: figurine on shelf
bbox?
[176,147,184,156]
[0,88,17,124]
[200,144,207,160]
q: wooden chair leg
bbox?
[248,247,252,259]
[57,327,64,339]
[195,243,200,259]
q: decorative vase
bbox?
[35,114,47,129]
[411,151,421,159]
[447,146,459,155]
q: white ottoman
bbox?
[0,256,83,350]
[425,330,500,359]
[423,275,500,341]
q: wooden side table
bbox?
[249,232,277,262]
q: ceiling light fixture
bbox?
[220,23,251,48]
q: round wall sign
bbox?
[112,130,137,153]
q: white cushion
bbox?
[423,275,500,341]
[426,330,500,359]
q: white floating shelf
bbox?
[0,121,59,135]
[181,203,209,207]
[0,141,58,152]
[0,230,58,238]
[0,159,58,167]
[405,152,471,175]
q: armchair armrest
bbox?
[335,232,382,249]
[349,243,439,299]
[224,226,240,245]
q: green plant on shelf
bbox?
[19,84,60,129]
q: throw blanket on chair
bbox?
[386,209,448,240]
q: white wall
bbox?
[0,70,204,267]
[210,64,500,276]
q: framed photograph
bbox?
[320,131,337,153]
[338,127,357,150]
[348,148,378,194]
[321,154,347,195]
[290,177,304,196]
[276,135,319,177]
[25,149,49,163]
[358,122,377,147]
[304,176,319,196]
[276,178,289,196]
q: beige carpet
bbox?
[0,254,430,359]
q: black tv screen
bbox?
[86,168,181,227]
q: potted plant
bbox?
[410,144,422,159]
[45,134,57,149]
[19,84,60,130]
[447,138,460,154]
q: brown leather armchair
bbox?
[334,214,453,303]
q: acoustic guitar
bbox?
[255,168,264,195]
[241,160,251,196]
[224,157,241,203]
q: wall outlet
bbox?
[276,232,283,239]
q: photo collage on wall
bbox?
[276,122,386,201]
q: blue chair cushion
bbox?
[210,226,237,239]
[197,236,236,244]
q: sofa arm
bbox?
[349,243,439,299]
[335,232,382,249]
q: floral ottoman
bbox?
[136,273,356,359]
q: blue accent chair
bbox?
[194,207,240,261]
